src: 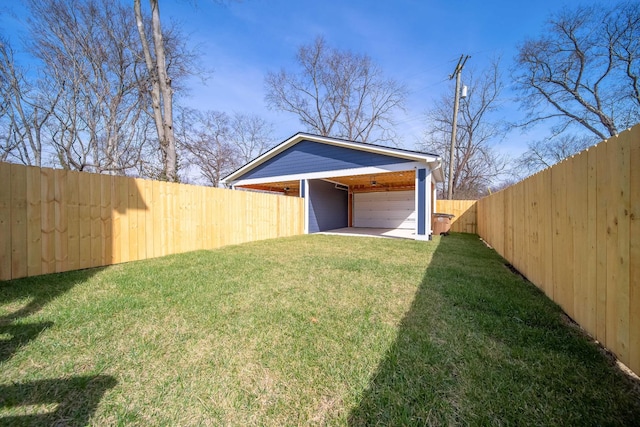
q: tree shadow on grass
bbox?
[0,375,117,426]
[0,321,54,363]
[1,269,114,425]
[0,268,103,363]
[348,233,640,426]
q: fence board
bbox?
[90,173,102,268]
[10,164,28,279]
[551,159,571,317]
[595,140,609,343]
[541,170,554,299]
[585,147,598,335]
[166,182,175,255]
[127,178,139,262]
[606,137,621,361]
[565,157,576,317]
[531,173,543,288]
[152,180,162,258]
[0,163,10,280]
[504,188,514,265]
[41,168,56,274]
[26,167,42,277]
[78,173,91,270]
[143,179,154,259]
[614,132,631,363]
[135,179,146,261]
[116,176,129,263]
[564,158,575,318]
[101,175,113,265]
[524,178,536,286]
[513,182,526,273]
[571,152,589,331]
[109,176,119,264]
[67,171,80,272]
[54,170,68,272]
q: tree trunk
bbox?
[134,0,176,181]
[149,0,176,181]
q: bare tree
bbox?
[0,37,60,166]
[265,37,407,145]
[487,178,522,195]
[229,113,275,163]
[134,0,177,181]
[513,1,640,140]
[0,39,13,161]
[421,60,508,199]
[177,108,275,186]
[0,0,197,176]
[516,133,595,175]
[179,109,237,186]
[24,0,151,173]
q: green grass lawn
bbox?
[1,233,639,426]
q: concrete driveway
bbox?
[318,227,415,240]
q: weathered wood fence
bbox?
[0,163,304,281]
[478,125,639,375]
[436,199,477,234]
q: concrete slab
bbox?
[318,227,415,240]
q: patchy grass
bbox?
[1,233,638,426]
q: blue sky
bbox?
[161,0,603,156]
[2,0,604,157]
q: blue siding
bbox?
[308,180,348,233]
[417,169,426,236]
[241,140,412,180]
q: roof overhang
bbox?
[221,133,444,186]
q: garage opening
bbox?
[230,169,428,238]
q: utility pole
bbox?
[447,54,470,200]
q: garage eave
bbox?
[225,161,427,188]
[221,133,441,186]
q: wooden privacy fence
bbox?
[436,200,477,234]
[0,163,304,281]
[477,125,640,376]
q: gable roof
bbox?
[222,133,443,185]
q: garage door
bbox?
[353,190,415,229]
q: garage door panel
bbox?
[356,210,416,220]
[356,218,415,228]
[354,190,415,229]
[356,200,414,209]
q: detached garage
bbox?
[221,133,443,240]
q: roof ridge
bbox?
[292,132,439,157]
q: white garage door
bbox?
[353,190,415,229]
